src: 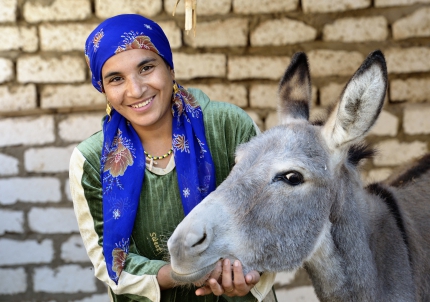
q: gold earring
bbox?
[173,82,179,94]
[106,102,112,122]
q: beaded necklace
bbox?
[144,148,173,160]
[144,148,173,170]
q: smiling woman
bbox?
[68,14,277,302]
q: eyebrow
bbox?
[103,57,158,80]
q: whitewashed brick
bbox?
[41,84,105,109]
[0,26,37,52]
[0,84,37,111]
[393,7,430,40]
[385,47,430,74]
[165,0,231,15]
[234,0,298,14]
[374,139,427,166]
[0,0,17,22]
[244,110,264,131]
[34,265,97,293]
[228,56,290,80]
[0,29,20,53]
[29,207,79,233]
[302,0,370,13]
[308,50,364,77]
[40,23,99,51]
[265,106,323,130]
[0,116,55,147]
[0,239,53,265]
[65,179,72,202]
[250,84,279,109]
[0,153,19,176]
[189,84,247,107]
[159,21,182,49]
[184,19,248,47]
[323,16,388,42]
[320,82,346,107]
[61,235,89,263]
[24,145,76,173]
[0,177,61,204]
[0,268,26,294]
[23,0,91,23]
[375,0,430,7]
[265,111,278,130]
[403,104,430,135]
[19,26,38,52]
[390,78,430,102]
[72,293,110,302]
[275,286,319,301]
[309,107,329,123]
[95,0,162,18]
[0,210,24,235]
[364,168,393,184]
[251,83,318,110]
[251,18,317,46]
[173,53,226,80]
[59,113,103,142]
[17,55,86,83]
[369,110,399,137]
[0,58,13,83]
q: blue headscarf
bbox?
[84,14,216,284]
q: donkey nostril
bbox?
[192,232,207,247]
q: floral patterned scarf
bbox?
[85,14,216,284]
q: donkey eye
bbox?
[275,171,304,186]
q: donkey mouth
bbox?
[170,261,218,284]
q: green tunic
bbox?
[69,88,276,302]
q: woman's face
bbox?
[101,48,175,132]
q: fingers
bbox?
[195,259,258,297]
[195,260,223,296]
[245,270,260,286]
[228,259,248,295]
[210,260,223,282]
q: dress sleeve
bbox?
[69,147,167,302]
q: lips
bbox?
[130,96,154,108]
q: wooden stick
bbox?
[173,0,197,37]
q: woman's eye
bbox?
[141,65,153,73]
[274,171,304,186]
[109,76,122,83]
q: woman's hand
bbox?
[195,259,260,297]
[157,264,176,290]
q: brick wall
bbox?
[0,0,429,301]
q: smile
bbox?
[130,97,154,108]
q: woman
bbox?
[69,14,277,302]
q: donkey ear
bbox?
[322,50,387,150]
[278,52,312,124]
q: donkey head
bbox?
[167,51,387,283]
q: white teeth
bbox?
[131,97,152,108]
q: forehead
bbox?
[237,123,328,168]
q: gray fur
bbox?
[167,51,430,301]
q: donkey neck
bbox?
[304,177,380,301]
[304,171,415,301]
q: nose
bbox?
[126,75,146,98]
[168,223,212,259]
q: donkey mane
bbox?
[347,143,375,167]
[366,182,410,261]
[388,154,430,187]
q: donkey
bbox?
[167,50,430,301]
